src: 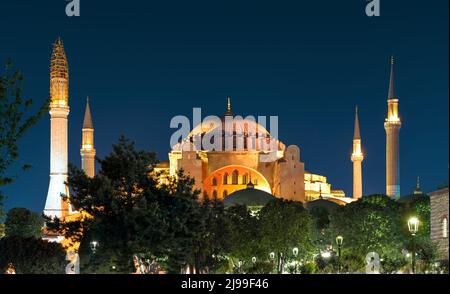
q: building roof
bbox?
[223,186,276,208]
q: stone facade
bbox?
[429,187,449,261]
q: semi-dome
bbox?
[223,184,276,208]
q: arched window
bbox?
[212,177,217,186]
[242,173,248,185]
[232,170,239,185]
[212,190,218,198]
[223,190,228,198]
[443,217,448,238]
[223,173,228,185]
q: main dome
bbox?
[172,98,286,152]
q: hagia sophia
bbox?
[43,38,401,224]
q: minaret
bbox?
[351,106,364,199]
[225,96,233,116]
[80,96,96,178]
[384,56,402,198]
[413,176,423,195]
[44,38,70,218]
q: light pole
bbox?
[269,252,275,274]
[90,240,99,274]
[336,235,343,274]
[292,247,299,274]
[408,217,419,274]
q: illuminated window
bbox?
[232,170,239,185]
[223,173,228,185]
[443,217,448,238]
[242,173,248,185]
[212,177,217,186]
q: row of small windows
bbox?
[211,170,257,186]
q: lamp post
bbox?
[292,247,299,274]
[90,240,99,274]
[336,235,343,274]
[408,217,419,274]
[269,252,275,274]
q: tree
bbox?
[47,136,213,274]
[5,207,44,238]
[0,60,48,210]
[52,136,162,273]
[257,199,314,273]
[329,195,406,272]
[0,236,66,274]
[225,204,261,272]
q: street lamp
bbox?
[252,256,257,264]
[90,240,99,253]
[292,247,299,274]
[90,240,99,274]
[336,235,343,273]
[269,252,275,274]
[408,217,420,274]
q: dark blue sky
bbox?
[1,0,448,213]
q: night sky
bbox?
[1,0,448,213]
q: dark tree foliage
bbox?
[257,199,314,273]
[5,207,44,238]
[0,60,48,201]
[329,195,406,272]
[225,204,261,271]
[0,236,66,274]
[47,136,228,274]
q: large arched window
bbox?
[212,190,218,198]
[443,217,448,238]
[212,177,218,186]
[232,170,239,185]
[223,173,228,185]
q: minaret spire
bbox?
[388,55,395,99]
[225,96,233,116]
[354,105,361,140]
[81,96,96,178]
[44,38,70,219]
[83,96,93,129]
[351,105,364,199]
[413,176,423,195]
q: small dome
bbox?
[223,187,276,208]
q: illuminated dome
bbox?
[172,97,285,152]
